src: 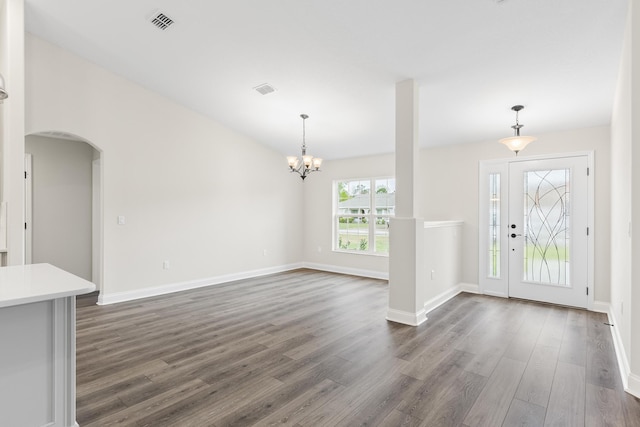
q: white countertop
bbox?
[0,263,96,308]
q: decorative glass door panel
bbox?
[523,169,570,286]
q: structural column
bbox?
[386,79,426,326]
[629,0,640,396]
[1,0,25,266]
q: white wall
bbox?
[303,126,611,302]
[610,0,640,396]
[26,135,96,280]
[420,126,611,302]
[0,0,25,264]
[302,153,394,278]
[25,34,303,299]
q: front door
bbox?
[479,154,591,309]
[508,156,589,308]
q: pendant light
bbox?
[499,105,536,155]
[286,114,322,180]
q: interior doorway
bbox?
[24,132,103,294]
[479,152,594,309]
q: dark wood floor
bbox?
[76,269,640,426]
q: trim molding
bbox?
[591,300,610,313]
[482,289,509,298]
[301,262,388,280]
[98,263,304,305]
[386,308,427,326]
[424,286,463,314]
[628,373,640,399]
[600,301,640,399]
[459,282,480,294]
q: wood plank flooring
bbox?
[76,269,640,426]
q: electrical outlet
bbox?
[163,260,170,270]
[117,215,125,225]
[263,249,267,256]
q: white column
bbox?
[629,0,640,396]
[1,0,26,265]
[386,79,426,326]
[394,79,419,218]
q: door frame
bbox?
[478,151,595,309]
[24,153,32,264]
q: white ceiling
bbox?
[24,0,628,160]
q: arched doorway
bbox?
[25,131,103,295]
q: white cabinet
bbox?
[0,264,94,427]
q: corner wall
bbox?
[420,126,611,303]
[25,33,304,300]
[303,126,611,303]
[302,153,394,278]
[610,0,640,397]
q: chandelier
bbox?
[286,114,322,180]
[499,105,536,155]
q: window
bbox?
[488,173,500,278]
[334,178,395,255]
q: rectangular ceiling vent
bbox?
[254,83,276,95]
[149,11,174,31]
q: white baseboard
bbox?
[591,300,610,313]
[424,286,463,315]
[386,307,427,326]
[601,302,640,399]
[628,373,640,399]
[459,282,480,294]
[98,263,304,305]
[481,289,508,298]
[301,262,388,280]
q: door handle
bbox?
[510,233,522,238]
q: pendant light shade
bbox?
[499,134,536,154]
[499,105,535,155]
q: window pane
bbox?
[337,216,368,251]
[374,217,390,253]
[489,173,500,278]
[337,180,371,217]
[374,178,395,216]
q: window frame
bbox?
[333,177,395,256]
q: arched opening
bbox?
[25,131,103,297]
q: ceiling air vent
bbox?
[149,11,174,31]
[254,83,276,95]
